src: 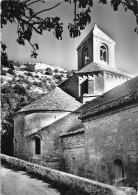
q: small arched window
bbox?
[82,46,89,67]
[100,44,108,63]
[114,159,124,180]
[71,156,77,175]
[33,136,41,155]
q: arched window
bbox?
[82,46,89,67]
[33,136,41,155]
[71,156,77,175]
[114,159,124,180]
[100,44,108,63]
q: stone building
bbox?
[13,24,137,188]
[61,76,138,189]
[13,87,82,169]
[60,23,132,103]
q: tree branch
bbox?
[120,1,130,8]
[24,0,32,3]
[17,17,42,35]
[27,0,45,7]
[28,40,35,50]
[31,2,61,17]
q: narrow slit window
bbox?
[34,136,41,155]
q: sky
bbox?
[2,0,138,75]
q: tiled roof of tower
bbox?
[79,76,138,119]
[17,87,82,113]
[77,62,133,78]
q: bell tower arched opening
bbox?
[100,44,108,64]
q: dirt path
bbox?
[0,165,61,195]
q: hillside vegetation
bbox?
[1,61,74,93]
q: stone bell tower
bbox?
[77,23,115,71]
[60,24,131,104]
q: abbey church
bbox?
[13,24,138,189]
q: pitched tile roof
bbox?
[18,87,82,113]
[77,62,133,78]
[79,76,138,119]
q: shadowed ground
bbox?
[0,164,89,195]
[1,165,61,195]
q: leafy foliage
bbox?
[1,43,15,73]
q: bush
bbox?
[35,75,39,78]
[54,74,62,81]
[25,72,33,77]
[45,68,53,75]
[1,68,7,75]
[53,68,58,73]
[13,84,27,96]
[24,63,35,72]
[8,69,15,75]
[18,74,24,79]
[33,81,42,87]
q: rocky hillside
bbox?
[1,61,74,94]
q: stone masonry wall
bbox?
[1,154,136,195]
[14,111,83,170]
[61,133,85,176]
[83,103,138,188]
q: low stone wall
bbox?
[0,154,136,195]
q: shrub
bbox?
[54,74,62,81]
[53,68,58,73]
[24,63,35,72]
[45,68,53,75]
[13,84,27,96]
[33,81,42,87]
[18,74,24,79]
[8,69,15,75]
[25,72,33,77]
[35,75,39,78]
[1,69,7,75]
